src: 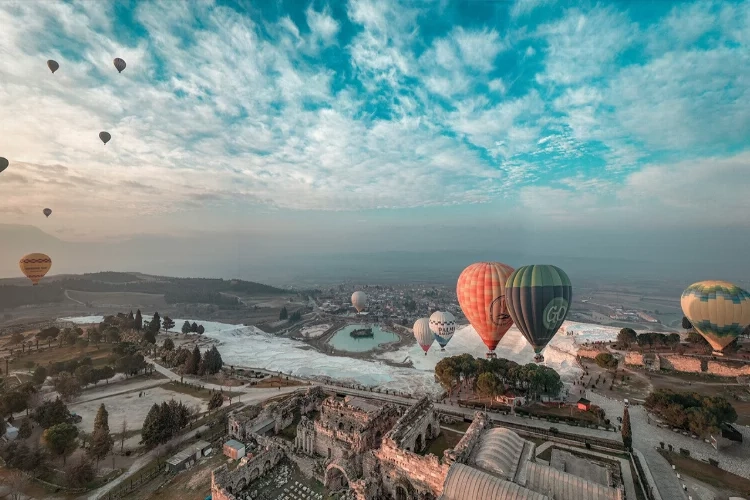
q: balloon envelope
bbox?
[43,208,52,218]
[681,280,750,352]
[0,157,8,173]
[99,131,111,144]
[456,262,515,354]
[114,58,126,73]
[47,60,59,73]
[351,291,367,313]
[413,318,435,353]
[506,265,572,355]
[19,253,52,285]
[429,311,456,349]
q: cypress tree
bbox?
[134,310,143,331]
[185,346,201,375]
[150,312,161,334]
[182,321,191,334]
[89,404,112,467]
[191,322,198,333]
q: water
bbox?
[327,324,400,352]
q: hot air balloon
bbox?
[413,318,435,356]
[47,60,59,73]
[19,253,52,286]
[429,311,456,351]
[457,262,515,358]
[681,281,750,355]
[43,208,52,218]
[0,157,8,173]
[113,58,126,73]
[351,291,367,313]
[99,131,111,145]
[505,265,572,363]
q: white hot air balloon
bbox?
[413,318,435,356]
[429,311,456,351]
[351,291,367,313]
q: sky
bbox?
[0,0,749,280]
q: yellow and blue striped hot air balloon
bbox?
[681,280,750,354]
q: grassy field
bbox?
[249,375,307,389]
[658,450,750,497]
[160,381,243,401]
[8,343,116,371]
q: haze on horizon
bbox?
[1,0,749,285]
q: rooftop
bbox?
[167,440,211,465]
[224,439,245,451]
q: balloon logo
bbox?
[114,58,126,73]
[99,131,111,145]
[429,311,456,351]
[47,60,59,73]
[0,157,8,173]
[19,253,52,285]
[489,296,512,327]
[43,208,52,218]
[543,297,569,329]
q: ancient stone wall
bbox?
[211,441,285,500]
[659,355,702,373]
[228,405,262,440]
[373,438,449,499]
[386,396,440,453]
[707,361,750,377]
[577,348,602,359]
[443,412,489,465]
[624,352,644,367]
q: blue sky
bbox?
[0,0,748,242]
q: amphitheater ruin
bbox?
[211,386,632,500]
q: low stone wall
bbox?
[707,361,750,377]
[578,349,602,359]
[374,438,451,498]
[658,355,702,373]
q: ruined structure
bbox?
[296,395,400,460]
[213,388,627,500]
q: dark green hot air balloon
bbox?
[506,264,572,362]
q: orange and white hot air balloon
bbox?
[19,253,52,285]
[456,261,515,358]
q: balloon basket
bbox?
[440,348,445,352]
[534,354,544,363]
[486,352,496,359]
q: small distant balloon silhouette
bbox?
[47,60,59,74]
[113,58,126,73]
[43,208,52,218]
[0,157,8,173]
[99,131,111,145]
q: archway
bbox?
[395,485,409,500]
[264,460,271,472]
[414,434,423,453]
[250,467,260,481]
[426,423,433,440]
[324,464,351,493]
[235,477,247,493]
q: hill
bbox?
[0,272,289,310]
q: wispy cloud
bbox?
[0,0,747,239]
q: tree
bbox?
[182,321,191,334]
[43,423,79,465]
[191,322,198,333]
[201,346,223,375]
[89,404,113,467]
[595,353,619,369]
[134,309,143,331]
[197,324,205,335]
[66,457,95,487]
[32,365,48,385]
[289,310,302,322]
[622,407,632,451]
[32,398,70,428]
[89,327,102,345]
[141,399,192,448]
[185,346,201,375]
[475,372,498,403]
[11,332,24,344]
[55,372,82,401]
[617,328,637,347]
[149,312,161,334]
[682,316,693,330]
[105,327,121,343]
[2,391,29,418]
[144,329,156,344]
[17,418,32,439]
[279,307,288,320]
[208,392,223,412]
[162,316,175,333]
[163,338,175,351]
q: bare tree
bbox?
[119,417,128,453]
